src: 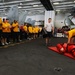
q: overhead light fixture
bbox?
[56,10,60,11]
[74,1,75,2]
[5,13,7,16]
[20,3,23,5]
[33,5,38,7]
[39,10,44,13]
[53,2,59,5]
[18,6,22,8]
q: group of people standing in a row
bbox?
[0,18,42,46]
[1,17,74,47]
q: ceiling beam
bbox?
[51,0,74,2]
[0,0,40,5]
[55,4,75,7]
[40,0,53,10]
[55,7,73,10]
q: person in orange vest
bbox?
[64,29,75,44]
[23,23,28,39]
[6,18,11,43]
[0,18,3,45]
[28,25,33,40]
[34,25,39,39]
[12,20,20,43]
[19,24,24,40]
[32,26,36,39]
[2,18,11,45]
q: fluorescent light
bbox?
[20,3,23,5]
[18,6,22,8]
[53,2,59,5]
[5,13,7,16]
[33,5,38,7]
[39,10,44,13]
[56,10,60,11]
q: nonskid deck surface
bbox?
[0,37,75,75]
